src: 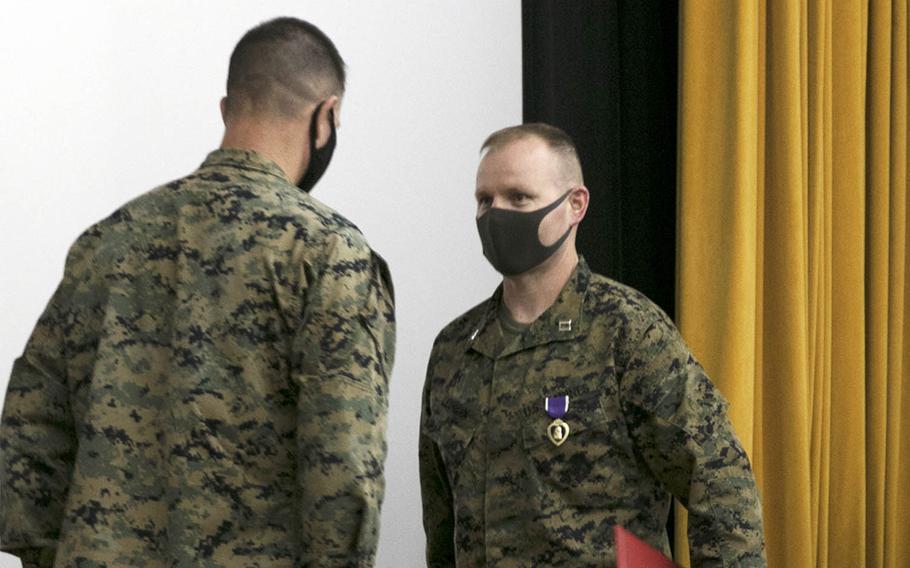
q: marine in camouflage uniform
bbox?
[1,18,394,568]
[419,125,764,566]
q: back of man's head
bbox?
[224,17,345,120]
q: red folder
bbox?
[614,525,678,568]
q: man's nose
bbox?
[490,196,509,209]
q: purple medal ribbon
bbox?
[545,395,569,419]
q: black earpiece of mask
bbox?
[297,101,337,193]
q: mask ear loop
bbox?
[535,188,575,248]
[535,188,574,215]
[297,100,337,193]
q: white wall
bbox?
[0,2,521,566]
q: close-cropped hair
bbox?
[481,123,585,185]
[225,17,346,119]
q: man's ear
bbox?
[315,95,341,148]
[219,97,229,125]
[568,186,590,225]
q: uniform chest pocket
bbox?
[424,415,481,490]
[521,392,618,501]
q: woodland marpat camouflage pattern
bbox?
[419,258,764,567]
[0,149,395,568]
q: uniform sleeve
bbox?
[418,350,456,566]
[0,282,76,568]
[619,317,766,567]
[291,236,395,567]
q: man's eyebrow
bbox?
[504,186,531,195]
[476,183,532,196]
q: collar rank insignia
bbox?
[545,395,570,446]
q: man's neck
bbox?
[220,121,304,182]
[501,246,579,324]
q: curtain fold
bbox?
[677,1,908,566]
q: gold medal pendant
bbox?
[545,395,570,446]
[547,418,570,446]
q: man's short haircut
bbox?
[481,123,584,185]
[225,17,346,119]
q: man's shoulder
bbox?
[261,181,365,237]
[585,272,673,337]
[62,191,158,273]
[67,168,372,267]
[432,297,494,352]
[291,194,371,252]
[172,165,369,248]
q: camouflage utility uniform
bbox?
[1,149,395,567]
[419,258,764,567]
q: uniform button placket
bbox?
[483,356,498,567]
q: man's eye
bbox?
[512,194,529,203]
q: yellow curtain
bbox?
[677,1,908,567]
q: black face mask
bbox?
[297,101,337,193]
[476,190,573,276]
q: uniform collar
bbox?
[469,256,591,359]
[199,148,293,184]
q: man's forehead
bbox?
[482,135,552,162]
[475,173,531,193]
[477,137,558,187]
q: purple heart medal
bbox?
[545,395,570,446]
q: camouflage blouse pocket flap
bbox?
[423,414,478,464]
[423,417,476,484]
